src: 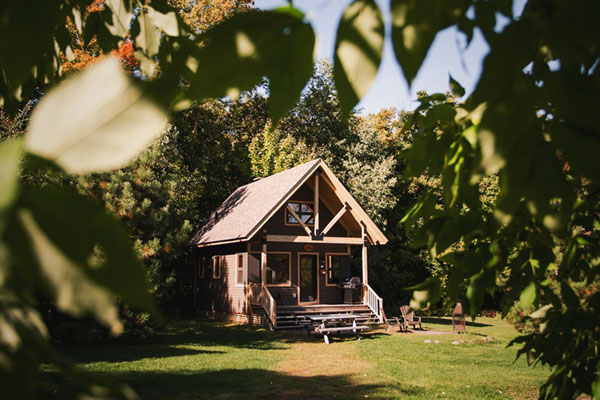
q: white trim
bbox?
[197,257,206,279]
[212,255,222,279]
[235,253,245,287]
[266,234,363,245]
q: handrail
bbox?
[363,283,384,324]
[248,283,277,328]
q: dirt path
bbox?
[274,336,392,399]
[278,340,369,378]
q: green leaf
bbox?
[391,0,455,86]
[520,281,537,309]
[24,58,168,174]
[547,120,600,182]
[135,10,162,76]
[592,377,600,400]
[146,6,180,36]
[529,304,552,319]
[334,0,384,118]
[0,138,23,215]
[21,185,156,317]
[18,209,124,334]
[560,282,579,310]
[0,290,50,399]
[445,267,465,304]
[187,10,314,125]
[465,274,485,315]
[0,2,61,107]
[409,277,441,309]
[449,74,465,97]
[105,0,134,38]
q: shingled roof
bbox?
[190,158,388,246]
[190,159,321,246]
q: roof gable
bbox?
[190,159,388,246]
[190,159,320,245]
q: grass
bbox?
[42,317,550,399]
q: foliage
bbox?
[248,125,314,177]
[170,0,254,34]
[394,1,600,398]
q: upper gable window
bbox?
[285,201,314,225]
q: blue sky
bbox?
[254,0,526,114]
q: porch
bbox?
[248,282,384,330]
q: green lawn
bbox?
[43,317,550,399]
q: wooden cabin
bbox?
[189,159,388,328]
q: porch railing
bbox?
[248,283,277,329]
[363,283,384,323]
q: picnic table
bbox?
[307,313,369,344]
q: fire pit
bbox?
[452,301,466,333]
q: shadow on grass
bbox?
[44,368,425,400]
[57,320,292,364]
[422,317,492,328]
[157,319,289,349]
[60,344,225,364]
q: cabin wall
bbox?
[195,243,248,316]
[195,181,363,311]
[249,242,353,305]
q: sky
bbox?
[254,0,526,114]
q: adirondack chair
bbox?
[383,309,406,333]
[400,305,422,330]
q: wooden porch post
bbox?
[361,223,368,285]
[314,170,320,238]
[261,230,267,287]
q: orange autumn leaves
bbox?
[60,0,138,76]
[60,0,254,76]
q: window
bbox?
[236,254,244,285]
[197,257,205,279]
[266,253,290,285]
[327,254,341,285]
[285,202,314,225]
[212,255,221,279]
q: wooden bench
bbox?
[315,325,369,344]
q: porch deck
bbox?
[248,283,384,330]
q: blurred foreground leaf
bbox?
[0,139,22,216]
[19,209,124,335]
[24,58,168,174]
[187,9,314,125]
[21,186,157,320]
[391,0,459,86]
[334,0,384,118]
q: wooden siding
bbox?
[195,243,248,314]
[255,242,351,305]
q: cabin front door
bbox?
[298,253,318,303]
